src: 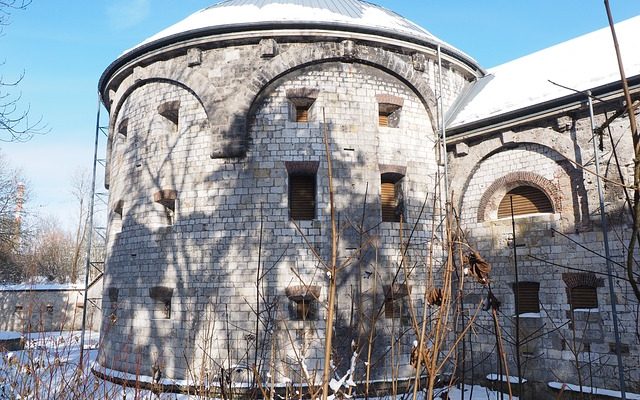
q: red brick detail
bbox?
[375,94,404,107]
[285,161,319,174]
[153,189,178,203]
[562,272,604,289]
[379,164,406,176]
[477,171,561,222]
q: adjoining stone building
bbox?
[96,0,640,396]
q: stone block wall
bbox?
[0,286,101,333]
[448,105,640,392]
[97,33,465,383]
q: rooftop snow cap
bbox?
[119,0,478,69]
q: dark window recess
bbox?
[157,100,180,127]
[113,200,124,233]
[384,284,410,318]
[154,190,177,226]
[14,305,23,313]
[290,299,316,320]
[497,186,553,218]
[289,174,316,220]
[296,106,309,123]
[378,103,401,128]
[513,282,540,314]
[570,285,598,310]
[149,286,173,319]
[117,118,129,139]
[46,305,54,313]
[381,173,404,222]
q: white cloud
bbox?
[107,0,151,30]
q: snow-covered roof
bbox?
[124,0,473,64]
[0,283,83,292]
[449,15,640,129]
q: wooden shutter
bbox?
[515,282,540,314]
[498,186,553,218]
[379,112,390,127]
[570,286,598,309]
[384,298,401,318]
[296,106,309,122]
[381,181,399,222]
[289,174,315,220]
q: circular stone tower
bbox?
[97,0,483,392]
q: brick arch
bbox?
[477,171,562,222]
[450,130,576,212]
[242,42,439,135]
[562,272,604,289]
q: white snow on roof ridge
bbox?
[127,0,443,56]
[450,14,640,128]
[0,282,84,291]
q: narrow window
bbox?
[149,286,173,319]
[154,190,177,226]
[291,299,316,320]
[286,285,320,321]
[117,118,129,140]
[289,174,316,220]
[497,186,553,218]
[157,100,180,132]
[112,200,124,234]
[381,173,404,222]
[376,94,403,128]
[378,104,401,128]
[384,284,410,318]
[296,105,310,122]
[286,88,319,123]
[569,285,598,310]
[513,282,540,314]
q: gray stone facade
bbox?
[97,1,640,396]
[98,25,474,384]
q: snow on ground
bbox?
[549,382,640,400]
[435,384,518,400]
[1,331,526,399]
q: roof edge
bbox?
[446,75,640,139]
[98,21,484,106]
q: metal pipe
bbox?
[587,90,626,399]
[79,93,102,369]
[437,45,450,206]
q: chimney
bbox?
[14,182,25,225]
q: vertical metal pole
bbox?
[437,45,450,206]
[79,93,102,369]
[587,90,626,399]
[510,197,523,389]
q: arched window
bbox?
[497,186,553,218]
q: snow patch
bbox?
[517,312,541,318]
[486,374,527,384]
[548,382,640,399]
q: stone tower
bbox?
[96,0,481,391]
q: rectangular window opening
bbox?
[514,282,540,315]
[381,173,404,222]
[289,174,316,221]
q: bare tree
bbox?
[0,150,26,282]
[21,215,75,282]
[0,0,46,141]
[69,168,91,283]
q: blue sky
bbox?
[1,0,639,229]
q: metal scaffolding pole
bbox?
[587,90,626,399]
[79,93,102,370]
